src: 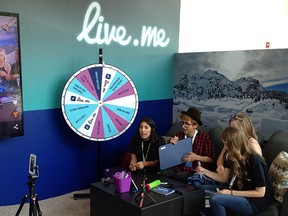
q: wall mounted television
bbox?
[0,11,23,138]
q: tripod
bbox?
[16,175,42,216]
[135,169,156,208]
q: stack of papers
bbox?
[151,186,175,196]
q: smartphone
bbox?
[29,154,37,176]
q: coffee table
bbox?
[90,174,203,216]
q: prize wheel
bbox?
[61,64,138,141]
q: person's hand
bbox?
[0,71,6,77]
[170,136,179,144]
[134,161,145,170]
[216,165,225,174]
[196,165,206,175]
[129,163,136,171]
[183,152,197,162]
[218,189,232,195]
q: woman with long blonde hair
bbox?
[216,113,262,175]
[0,48,12,94]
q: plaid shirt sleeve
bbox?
[192,131,215,170]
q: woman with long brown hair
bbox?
[197,126,272,215]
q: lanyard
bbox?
[141,141,151,162]
[229,175,237,189]
[185,129,198,147]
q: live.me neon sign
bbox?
[77,2,170,47]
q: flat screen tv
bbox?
[0,11,23,138]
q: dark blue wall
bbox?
[0,99,172,205]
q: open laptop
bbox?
[159,138,192,170]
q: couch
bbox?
[164,122,288,216]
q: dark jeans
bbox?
[209,194,254,216]
[200,185,254,216]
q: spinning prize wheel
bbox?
[61,63,138,141]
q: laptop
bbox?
[159,138,192,170]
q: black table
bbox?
[90,174,203,216]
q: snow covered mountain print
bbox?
[173,50,288,140]
[174,69,267,100]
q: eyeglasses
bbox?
[230,114,242,121]
[180,120,193,126]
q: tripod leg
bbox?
[35,195,42,215]
[15,195,29,216]
[29,197,34,216]
[145,191,156,203]
[30,196,38,216]
[139,192,144,208]
[32,204,38,216]
[135,191,141,200]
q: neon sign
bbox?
[77,2,170,47]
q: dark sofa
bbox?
[165,122,288,216]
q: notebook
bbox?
[158,137,192,170]
[151,186,175,196]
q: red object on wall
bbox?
[266,42,271,48]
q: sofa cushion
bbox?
[269,151,288,203]
[280,190,288,216]
[165,122,182,137]
[256,131,265,148]
[254,200,280,216]
[208,127,224,159]
[119,152,131,170]
[262,130,288,168]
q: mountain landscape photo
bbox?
[173,49,288,139]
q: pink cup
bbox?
[113,172,132,193]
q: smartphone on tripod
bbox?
[16,153,42,216]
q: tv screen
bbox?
[0,11,23,138]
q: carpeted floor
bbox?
[0,189,90,216]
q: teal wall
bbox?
[2,0,179,111]
[0,0,180,205]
